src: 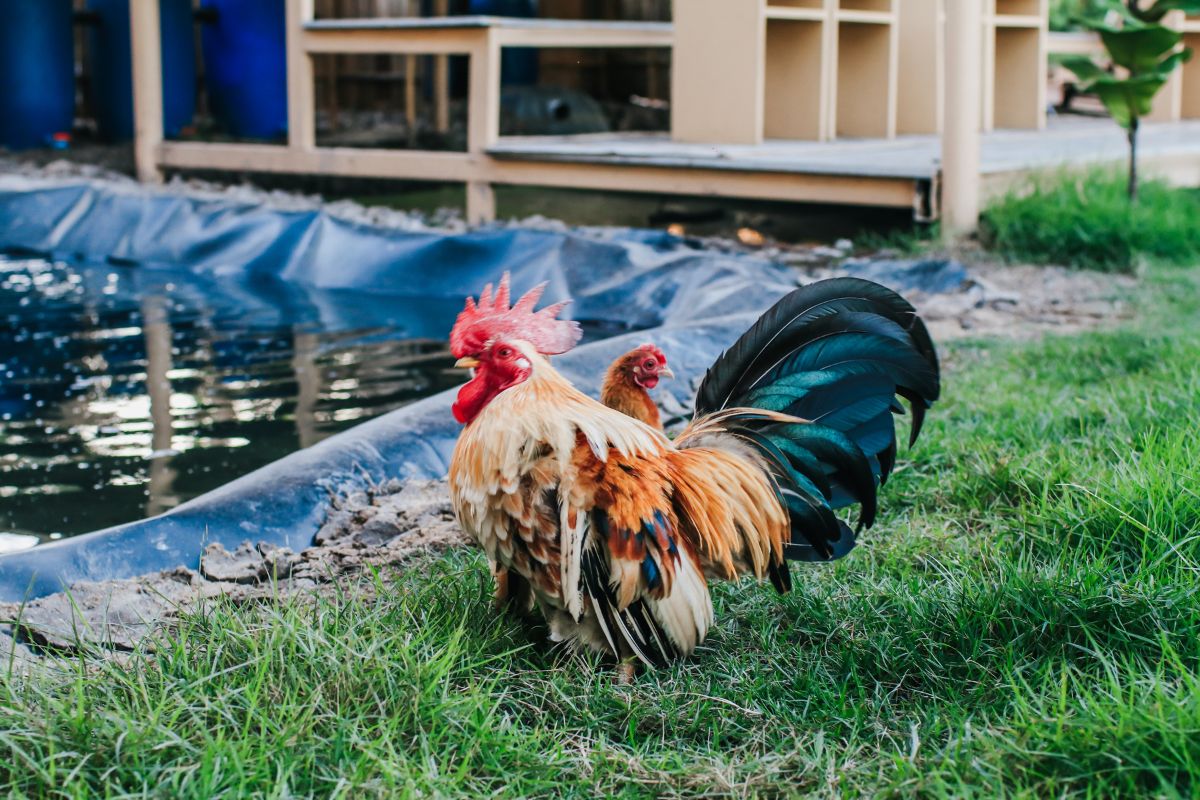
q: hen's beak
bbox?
[454,357,480,369]
[659,365,675,380]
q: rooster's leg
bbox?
[615,657,639,684]
[492,563,536,619]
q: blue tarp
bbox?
[0,179,798,601]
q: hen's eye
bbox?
[643,359,657,370]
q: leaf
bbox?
[1138,0,1200,22]
[1059,55,1110,88]
[1091,73,1169,126]
[1098,24,1183,72]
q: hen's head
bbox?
[611,344,673,390]
[449,273,581,425]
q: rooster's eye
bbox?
[498,347,512,358]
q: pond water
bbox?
[0,255,477,545]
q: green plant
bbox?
[981,170,1200,271]
[1049,0,1115,31]
[1060,0,1198,200]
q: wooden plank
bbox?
[764,20,827,141]
[302,27,484,54]
[130,0,164,183]
[287,0,317,151]
[492,24,672,48]
[671,0,764,145]
[992,24,1046,129]
[304,16,670,32]
[1047,30,1102,55]
[467,36,500,153]
[896,0,943,135]
[484,160,921,207]
[835,21,897,138]
[158,141,477,181]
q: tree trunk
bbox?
[1127,115,1140,202]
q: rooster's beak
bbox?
[659,365,675,380]
[454,357,480,369]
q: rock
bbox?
[200,542,267,584]
[834,238,854,252]
[19,568,203,652]
[257,543,300,581]
[0,628,39,674]
[841,258,970,295]
[916,283,986,319]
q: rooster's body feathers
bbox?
[448,278,940,665]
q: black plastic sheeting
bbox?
[0,179,797,601]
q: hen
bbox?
[447,273,939,668]
[600,344,673,429]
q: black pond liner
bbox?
[0,179,798,601]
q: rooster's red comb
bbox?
[450,272,582,358]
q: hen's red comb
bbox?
[450,272,582,358]
[634,343,668,365]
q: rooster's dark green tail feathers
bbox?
[688,277,940,564]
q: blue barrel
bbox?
[88,0,197,141]
[0,0,75,150]
[200,0,288,140]
[469,0,538,85]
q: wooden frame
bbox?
[896,0,1047,135]
[131,5,672,222]
[672,0,899,144]
[127,0,1002,228]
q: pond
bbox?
[0,254,473,546]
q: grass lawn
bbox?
[2,266,1199,798]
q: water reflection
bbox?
[0,255,468,541]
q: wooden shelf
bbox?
[840,0,894,10]
[764,19,828,140]
[674,0,1048,143]
[896,0,1046,134]
[835,16,898,138]
[837,10,894,24]
[991,13,1044,28]
[765,6,827,21]
[993,0,1042,14]
[1184,32,1200,118]
[1147,11,1200,121]
[896,0,943,135]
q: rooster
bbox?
[600,344,673,429]
[447,273,938,669]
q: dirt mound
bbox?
[1,479,469,663]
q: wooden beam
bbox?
[158,141,477,181]
[483,160,919,208]
[943,0,984,237]
[130,0,164,183]
[156,140,920,209]
[302,27,483,54]
[287,0,317,151]
[492,24,671,48]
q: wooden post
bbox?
[434,0,450,132]
[466,33,500,224]
[130,0,164,183]
[943,0,983,239]
[287,0,317,151]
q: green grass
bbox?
[980,170,1200,273]
[3,269,1200,797]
